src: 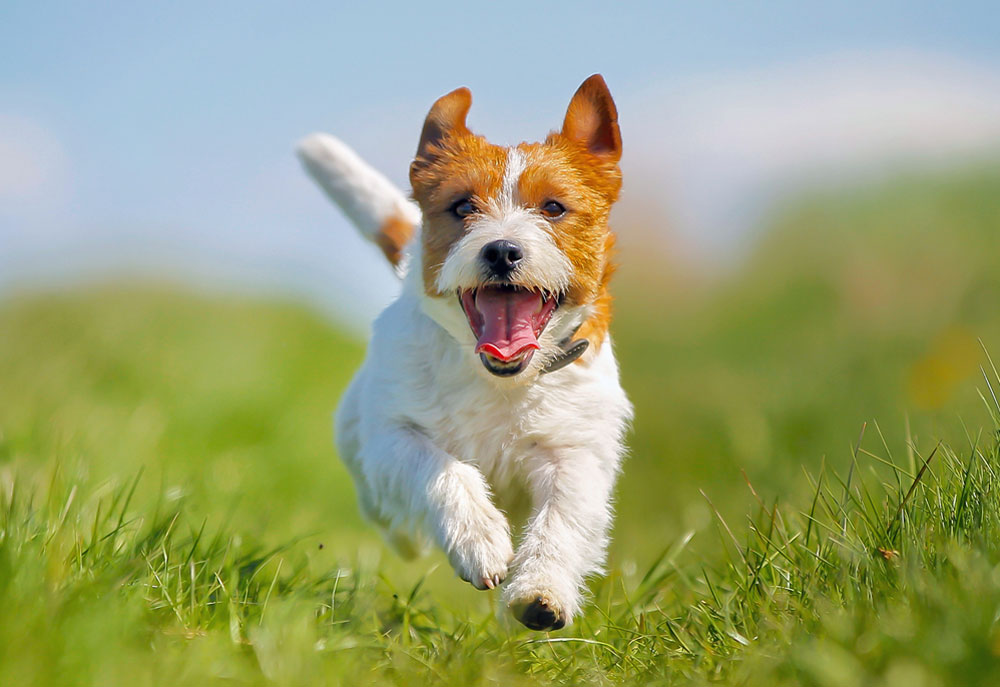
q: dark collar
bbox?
[541,323,590,375]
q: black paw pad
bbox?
[519,597,566,631]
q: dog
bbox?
[297,75,631,631]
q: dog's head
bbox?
[410,75,622,380]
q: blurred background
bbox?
[3,1,1000,573]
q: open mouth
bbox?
[459,284,559,376]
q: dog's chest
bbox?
[410,366,554,488]
[370,293,623,492]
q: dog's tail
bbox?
[296,133,421,276]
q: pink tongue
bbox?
[474,289,541,361]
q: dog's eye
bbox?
[541,200,566,219]
[450,198,476,219]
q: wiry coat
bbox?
[298,75,632,630]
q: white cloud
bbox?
[625,50,1000,253]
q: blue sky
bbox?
[2,2,999,326]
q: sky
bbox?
[2,1,999,328]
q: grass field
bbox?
[2,164,1000,685]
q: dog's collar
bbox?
[541,324,589,375]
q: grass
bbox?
[3,164,1000,684]
[613,162,1000,551]
[4,329,1000,686]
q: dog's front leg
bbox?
[503,448,617,630]
[361,426,513,589]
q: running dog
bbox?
[297,74,631,630]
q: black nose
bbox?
[480,239,524,278]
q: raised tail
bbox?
[296,133,421,275]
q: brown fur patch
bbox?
[375,213,416,267]
[573,232,618,352]
[411,134,507,294]
[515,140,621,350]
[519,140,620,302]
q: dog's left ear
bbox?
[561,74,622,163]
[410,87,473,186]
[414,87,472,162]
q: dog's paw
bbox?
[509,595,566,631]
[503,574,580,631]
[445,505,513,591]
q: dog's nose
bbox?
[480,239,524,278]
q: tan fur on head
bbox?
[411,133,507,294]
[409,75,623,349]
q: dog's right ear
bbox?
[412,87,472,168]
[561,74,621,163]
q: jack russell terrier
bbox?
[297,74,631,631]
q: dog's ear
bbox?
[561,74,621,162]
[414,87,472,163]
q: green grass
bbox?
[3,164,1000,685]
[613,162,1000,552]
[6,402,1000,685]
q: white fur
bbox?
[500,147,527,209]
[337,278,631,621]
[434,149,573,298]
[296,133,421,276]
[310,138,632,628]
[434,212,572,296]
